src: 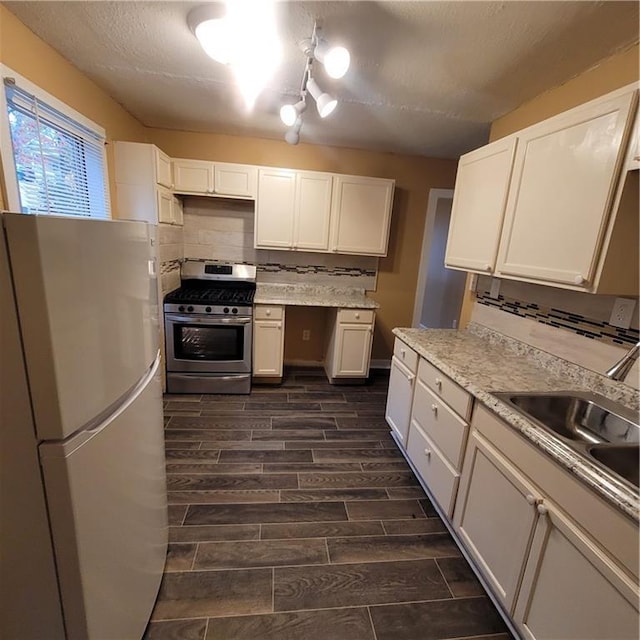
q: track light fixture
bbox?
[281,22,350,145]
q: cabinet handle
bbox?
[537,502,548,516]
[423,448,431,458]
[574,274,586,285]
[355,313,360,319]
[276,322,282,329]
[435,378,442,389]
[484,264,492,271]
[406,374,415,383]
[431,404,438,415]
[525,493,538,506]
[400,348,406,358]
[266,309,271,316]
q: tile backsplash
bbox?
[180,196,378,289]
[475,276,639,347]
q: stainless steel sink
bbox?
[494,391,639,488]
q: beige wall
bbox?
[459,43,640,329]
[0,5,148,216]
[148,129,457,360]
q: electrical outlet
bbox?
[302,329,311,341]
[489,278,501,300]
[609,298,636,329]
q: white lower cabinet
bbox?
[453,429,540,612]
[252,306,285,377]
[454,404,639,639]
[514,501,639,640]
[385,348,417,447]
[324,309,375,381]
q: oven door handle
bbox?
[166,314,251,325]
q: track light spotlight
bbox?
[285,117,303,145]
[306,77,337,118]
[280,99,307,127]
[313,41,350,79]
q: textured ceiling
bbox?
[5,1,639,158]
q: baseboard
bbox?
[370,358,391,370]
[283,359,324,367]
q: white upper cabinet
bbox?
[173,159,257,198]
[255,169,333,252]
[294,172,333,251]
[172,159,214,194]
[445,137,517,274]
[154,148,173,188]
[255,169,296,248]
[331,175,395,256]
[496,89,636,288]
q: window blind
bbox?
[4,77,110,219]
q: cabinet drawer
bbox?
[337,309,374,324]
[254,305,284,320]
[418,359,472,419]
[411,379,468,469]
[407,420,460,517]
[393,338,418,373]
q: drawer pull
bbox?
[400,348,406,357]
[355,312,360,319]
[423,448,431,458]
[431,404,438,415]
[525,494,537,506]
[406,373,415,383]
[435,378,442,390]
[537,502,548,516]
[276,322,282,329]
[266,309,271,316]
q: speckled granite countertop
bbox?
[255,283,379,309]
[393,325,640,521]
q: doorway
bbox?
[412,189,467,329]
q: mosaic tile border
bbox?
[160,259,181,275]
[257,263,376,278]
[476,292,639,347]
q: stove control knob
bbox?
[187,306,194,312]
[178,305,185,312]
[232,308,238,314]
[206,306,212,313]
[224,307,230,314]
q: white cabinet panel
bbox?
[454,430,539,612]
[156,187,173,224]
[496,90,636,288]
[445,136,517,274]
[154,148,173,188]
[171,195,183,226]
[215,163,257,198]
[253,306,285,377]
[514,500,639,640]
[331,175,394,255]
[255,169,296,249]
[385,356,416,447]
[294,171,332,251]
[334,323,373,377]
[173,159,214,194]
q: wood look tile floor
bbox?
[145,368,513,640]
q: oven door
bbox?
[165,313,252,374]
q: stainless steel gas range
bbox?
[164,260,256,394]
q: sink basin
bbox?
[494,391,639,488]
[588,445,640,488]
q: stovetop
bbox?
[165,284,256,306]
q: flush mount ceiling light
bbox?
[188,1,282,110]
[280,22,350,145]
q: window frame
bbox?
[0,64,111,218]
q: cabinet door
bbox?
[496,90,636,288]
[331,176,394,256]
[173,159,214,194]
[171,196,183,226]
[453,430,540,613]
[294,171,332,251]
[255,169,296,249]
[214,163,257,198]
[385,356,416,446]
[333,323,373,377]
[253,319,284,376]
[156,188,173,224]
[514,500,639,640]
[445,137,517,273]
[154,148,173,188]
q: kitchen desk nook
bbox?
[385,324,640,640]
[252,283,379,384]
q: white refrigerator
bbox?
[0,212,168,640]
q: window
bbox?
[1,70,110,219]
